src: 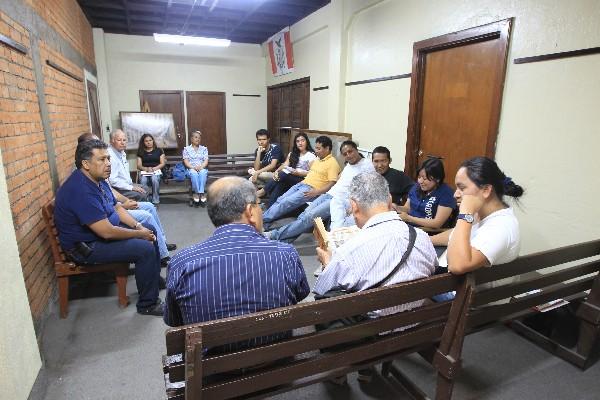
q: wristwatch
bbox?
[457,213,474,223]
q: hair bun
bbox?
[504,178,524,198]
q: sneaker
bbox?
[263,231,272,240]
[314,266,323,277]
[160,257,171,269]
[357,367,376,383]
[138,299,164,316]
[166,243,177,251]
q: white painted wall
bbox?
[0,148,41,399]
[265,0,600,255]
[96,31,267,154]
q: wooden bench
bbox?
[162,239,600,399]
[158,153,254,202]
[162,273,467,399]
[42,200,130,318]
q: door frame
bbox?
[404,18,513,178]
[185,91,227,153]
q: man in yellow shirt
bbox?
[263,136,340,226]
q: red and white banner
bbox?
[267,27,294,76]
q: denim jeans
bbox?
[141,174,161,204]
[263,182,316,225]
[270,194,332,243]
[265,173,303,208]
[186,169,208,194]
[68,222,161,311]
[329,196,355,229]
[128,204,169,259]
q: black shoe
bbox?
[159,276,167,290]
[161,256,171,269]
[166,243,177,251]
[138,299,164,316]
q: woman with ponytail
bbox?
[432,156,524,274]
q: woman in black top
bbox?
[136,134,166,205]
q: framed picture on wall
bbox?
[119,112,177,150]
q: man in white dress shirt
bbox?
[314,172,437,382]
[107,129,148,201]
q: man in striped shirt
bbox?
[164,176,310,349]
[314,172,437,382]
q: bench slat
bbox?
[201,323,445,400]
[166,302,452,381]
[473,239,600,285]
[468,275,596,328]
[472,261,600,306]
[165,273,461,355]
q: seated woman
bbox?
[182,130,209,207]
[432,156,524,274]
[398,157,456,228]
[259,132,317,208]
[136,134,166,205]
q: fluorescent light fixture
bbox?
[153,33,231,47]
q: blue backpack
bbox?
[172,162,186,182]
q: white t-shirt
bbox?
[327,157,375,199]
[439,207,520,267]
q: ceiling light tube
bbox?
[153,33,230,47]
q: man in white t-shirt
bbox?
[265,141,374,243]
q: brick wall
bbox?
[0,0,94,322]
[25,0,95,65]
[40,42,89,183]
[0,11,55,319]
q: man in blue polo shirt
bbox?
[54,139,164,316]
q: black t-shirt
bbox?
[383,167,414,204]
[254,143,285,168]
[140,148,164,167]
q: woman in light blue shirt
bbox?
[182,130,209,207]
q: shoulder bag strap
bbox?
[372,224,417,288]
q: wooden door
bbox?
[86,80,101,137]
[405,19,513,184]
[267,77,310,154]
[186,91,227,155]
[139,90,185,154]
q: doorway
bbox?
[186,91,227,155]
[267,77,310,154]
[139,90,185,154]
[404,19,513,184]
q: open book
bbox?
[312,217,360,251]
[140,170,162,176]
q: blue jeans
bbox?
[330,196,355,229]
[128,204,169,259]
[186,169,208,194]
[270,194,332,243]
[141,174,161,204]
[68,223,161,311]
[263,183,316,224]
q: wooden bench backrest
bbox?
[42,200,67,264]
[164,273,465,399]
[465,239,600,330]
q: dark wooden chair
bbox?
[42,200,129,318]
[162,273,467,400]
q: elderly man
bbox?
[78,132,176,263]
[371,146,414,208]
[265,140,373,243]
[54,139,164,316]
[314,172,437,382]
[107,129,148,201]
[164,177,309,348]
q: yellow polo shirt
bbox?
[302,154,341,189]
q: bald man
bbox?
[164,177,309,349]
[107,129,148,201]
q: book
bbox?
[140,170,162,176]
[313,217,329,250]
[312,218,360,251]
